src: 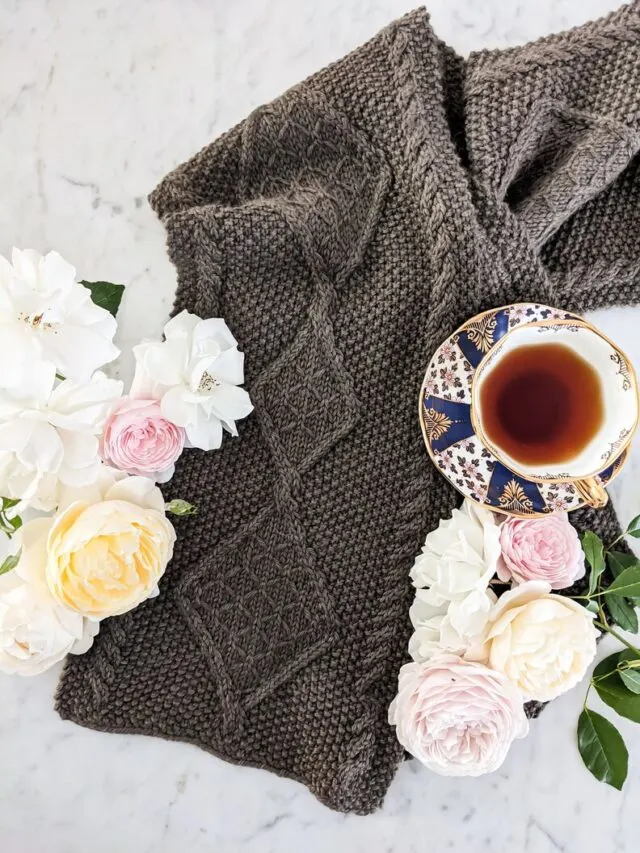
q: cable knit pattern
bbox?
[57,5,640,814]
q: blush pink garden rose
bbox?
[497,514,585,590]
[100,397,185,482]
[388,654,529,776]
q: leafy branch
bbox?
[577,516,640,789]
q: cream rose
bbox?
[410,500,501,603]
[45,470,176,619]
[389,655,529,776]
[480,581,598,701]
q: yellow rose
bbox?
[480,580,598,702]
[46,472,176,619]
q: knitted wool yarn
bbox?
[56,4,640,814]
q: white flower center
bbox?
[18,312,59,332]
[197,371,222,394]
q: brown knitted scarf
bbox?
[56,4,640,814]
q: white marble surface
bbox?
[1,1,640,851]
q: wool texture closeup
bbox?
[56,4,640,814]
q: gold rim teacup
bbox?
[470,318,639,508]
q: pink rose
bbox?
[498,514,585,590]
[100,397,185,482]
[388,655,529,776]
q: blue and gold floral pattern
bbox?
[423,409,453,442]
[423,397,474,452]
[420,303,628,517]
[457,309,509,367]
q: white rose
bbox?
[131,310,253,451]
[410,500,501,601]
[409,586,496,663]
[479,580,599,701]
[0,520,98,676]
[0,248,119,385]
[0,361,122,511]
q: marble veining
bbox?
[1,1,638,851]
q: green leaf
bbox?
[0,518,13,537]
[8,515,21,533]
[607,553,640,605]
[604,565,640,599]
[593,652,640,722]
[577,708,628,790]
[582,531,605,594]
[585,600,600,614]
[80,280,125,318]
[607,594,639,633]
[627,514,640,538]
[607,551,640,578]
[619,664,640,694]
[165,499,197,518]
[0,550,20,576]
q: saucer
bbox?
[419,303,628,517]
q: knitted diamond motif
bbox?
[175,90,389,727]
[179,507,335,706]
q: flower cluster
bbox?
[0,249,252,675]
[389,502,597,776]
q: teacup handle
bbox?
[574,477,609,509]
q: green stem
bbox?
[594,621,640,657]
[596,575,607,627]
[598,601,607,626]
[606,531,628,552]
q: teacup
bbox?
[471,319,639,508]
